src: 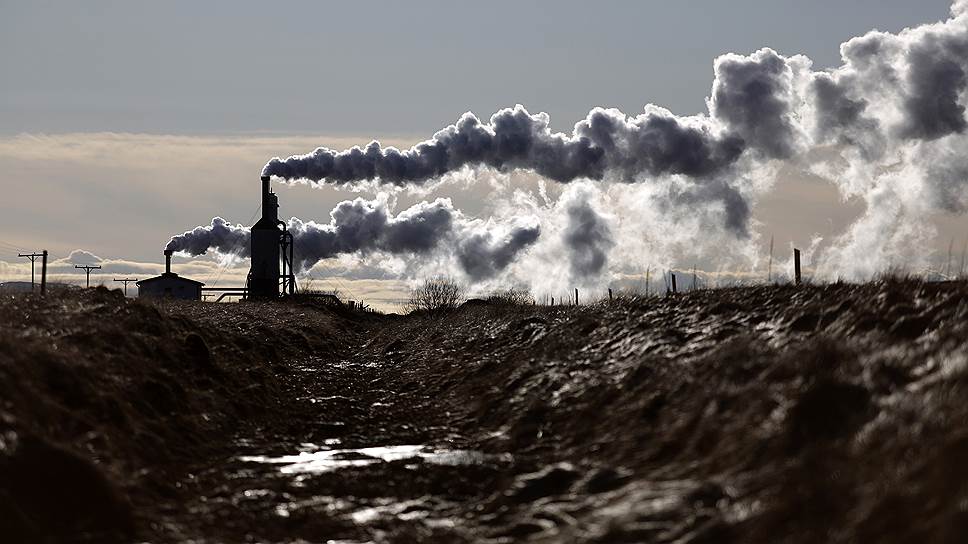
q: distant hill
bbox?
[0,282,77,294]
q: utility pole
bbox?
[75,264,101,288]
[113,278,138,296]
[41,251,47,295]
[960,238,967,278]
[945,238,954,278]
[767,234,774,283]
[18,252,44,292]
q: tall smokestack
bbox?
[249,175,281,298]
[261,175,278,224]
[164,249,173,275]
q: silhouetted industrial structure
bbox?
[247,176,296,299]
[137,249,204,299]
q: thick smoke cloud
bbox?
[924,145,968,213]
[286,198,457,271]
[574,107,746,180]
[263,105,746,188]
[658,180,752,237]
[167,217,250,256]
[956,0,968,16]
[258,43,837,245]
[810,75,877,148]
[800,3,968,277]
[709,48,803,160]
[900,39,968,140]
[457,226,542,282]
[562,195,614,280]
[167,198,541,281]
[193,0,968,291]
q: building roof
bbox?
[136,272,205,287]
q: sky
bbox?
[1,0,966,308]
[1,1,953,134]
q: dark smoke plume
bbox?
[709,48,802,159]
[167,198,540,280]
[899,35,968,140]
[287,198,456,271]
[563,196,614,280]
[457,226,542,281]
[263,105,746,187]
[167,217,250,256]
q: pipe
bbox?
[164,249,173,274]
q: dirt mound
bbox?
[358,280,968,542]
[3,280,968,542]
[0,287,354,541]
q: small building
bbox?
[137,250,204,300]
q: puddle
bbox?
[240,445,495,474]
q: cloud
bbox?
[57,249,103,266]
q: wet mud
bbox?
[2,281,968,542]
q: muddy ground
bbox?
[2,281,968,543]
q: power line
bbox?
[1,241,30,256]
[0,237,29,251]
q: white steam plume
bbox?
[178,1,968,289]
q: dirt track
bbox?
[3,281,968,543]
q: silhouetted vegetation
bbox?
[403,276,464,313]
[485,287,535,306]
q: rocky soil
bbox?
[2,280,968,543]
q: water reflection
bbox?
[240,445,492,474]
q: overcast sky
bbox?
[0,1,964,305]
[1,0,952,134]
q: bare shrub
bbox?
[404,276,465,313]
[299,277,342,297]
[486,288,535,306]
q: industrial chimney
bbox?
[164,249,173,275]
[248,175,281,298]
